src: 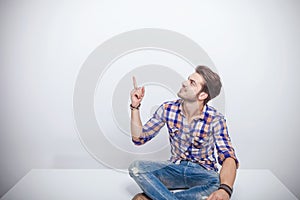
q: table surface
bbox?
[1,169,298,200]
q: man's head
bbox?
[177,65,222,105]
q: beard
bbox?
[177,87,202,102]
[177,89,193,101]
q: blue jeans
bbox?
[128,160,220,200]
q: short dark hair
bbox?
[195,65,222,105]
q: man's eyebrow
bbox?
[188,76,194,81]
[188,76,196,83]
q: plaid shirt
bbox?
[132,99,239,171]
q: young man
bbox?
[129,65,239,200]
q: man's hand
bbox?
[130,76,145,107]
[207,189,230,200]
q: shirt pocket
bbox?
[193,129,210,148]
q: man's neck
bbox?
[182,100,204,120]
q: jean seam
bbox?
[183,165,188,187]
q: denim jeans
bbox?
[128,160,220,200]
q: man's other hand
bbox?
[207,189,230,200]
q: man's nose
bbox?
[182,80,188,87]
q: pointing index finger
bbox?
[132,76,138,89]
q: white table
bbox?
[1,169,298,200]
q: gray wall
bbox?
[1,0,300,198]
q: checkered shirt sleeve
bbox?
[132,104,166,145]
[212,116,239,168]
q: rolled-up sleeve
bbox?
[132,104,166,145]
[212,117,239,168]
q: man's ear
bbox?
[198,92,208,101]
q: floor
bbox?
[0,169,297,200]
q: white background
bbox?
[0,0,299,198]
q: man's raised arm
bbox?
[130,76,145,139]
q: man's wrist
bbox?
[130,103,141,110]
[218,184,233,198]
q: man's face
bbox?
[177,72,205,102]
